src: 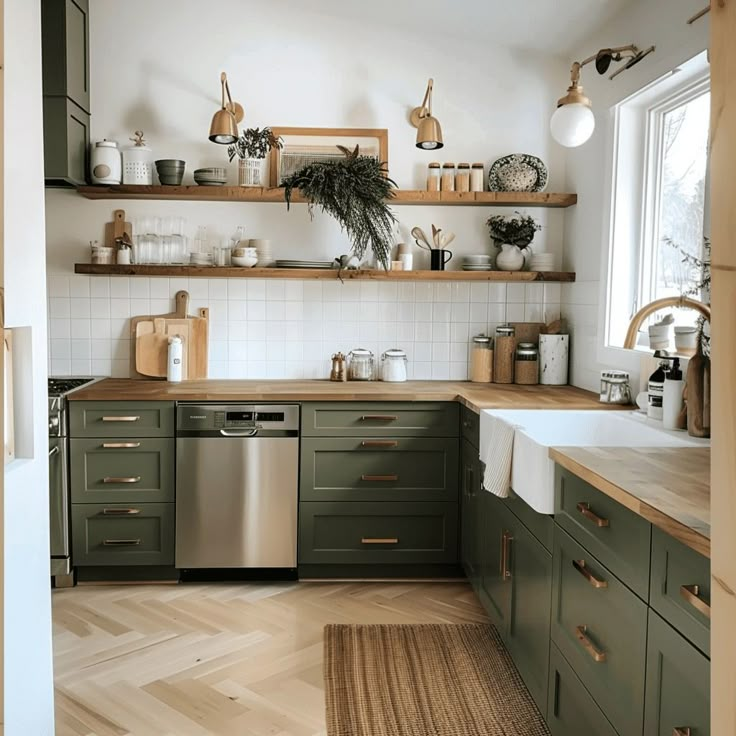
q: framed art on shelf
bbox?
[268,127,389,187]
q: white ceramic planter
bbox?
[495,244,526,271]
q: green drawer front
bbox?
[69,401,175,438]
[506,490,554,552]
[650,526,710,656]
[551,526,647,736]
[644,610,710,736]
[300,437,459,502]
[555,466,651,599]
[301,402,459,437]
[460,405,480,448]
[70,439,174,503]
[547,644,618,736]
[72,502,174,566]
[298,501,458,564]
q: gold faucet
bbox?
[623,296,711,349]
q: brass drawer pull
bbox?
[102,508,141,516]
[361,440,399,448]
[101,416,141,422]
[575,625,607,662]
[573,559,608,589]
[360,415,398,421]
[501,532,513,581]
[361,537,399,544]
[102,476,141,484]
[680,584,711,619]
[361,474,398,482]
[101,442,142,449]
[103,539,142,546]
[576,502,610,528]
[673,728,692,736]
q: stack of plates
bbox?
[275,259,334,269]
[462,254,492,271]
[529,252,557,272]
[193,167,227,186]
[190,252,214,266]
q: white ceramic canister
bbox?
[381,349,408,382]
[122,131,154,185]
[91,140,122,184]
[539,334,569,385]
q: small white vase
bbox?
[238,157,268,187]
[495,244,527,271]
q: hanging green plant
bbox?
[281,145,397,269]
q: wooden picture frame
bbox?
[268,127,389,187]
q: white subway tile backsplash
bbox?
[89,277,110,298]
[322,281,342,302]
[414,322,432,342]
[71,339,91,360]
[109,277,130,299]
[70,319,91,339]
[49,298,70,318]
[507,283,525,303]
[488,284,507,303]
[303,281,322,301]
[229,341,247,361]
[129,298,150,316]
[469,302,487,323]
[245,320,266,341]
[451,303,470,323]
[451,322,470,343]
[149,298,170,315]
[284,281,303,301]
[451,283,471,303]
[51,339,71,361]
[398,283,415,302]
[432,322,451,343]
[228,300,247,321]
[506,303,525,322]
[90,339,111,359]
[71,358,92,375]
[227,278,248,300]
[70,275,90,298]
[187,278,210,300]
[48,275,70,298]
[70,298,91,319]
[414,283,433,302]
[487,303,507,324]
[359,281,379,302]
[524,302,543,322]
[91,359,112,376]
[110,298,131,318]
[49,318,70,339]
[266,302,285,321]
[266,280,285,301]
[150,278,170,299]
[90,298,111,319]
[470,283,489,303]
[129,279,150,299]
[247,301,266,321]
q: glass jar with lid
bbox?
[348,348,375,381]
[456,163,471,192]
[380,349,408,382]
[469,334,493,383]
[441,163,456,191]
[427,162,441,192]
[514,342,539,385]
[493,324,516,384]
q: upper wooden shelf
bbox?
[76,185,578,208]
[74,264,576,282]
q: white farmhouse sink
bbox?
[479,410,709,514]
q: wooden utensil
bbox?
[511,322,546,345]
[442,232,456,248]
[135,318,168,377]
[431,224,439,248]
[545,319,565,335]
[410,227,433,251]
[104,209,132,249]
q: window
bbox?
[605,52,710,349]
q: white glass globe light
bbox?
[550,103,595,147]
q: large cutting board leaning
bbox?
[130,290,209,379]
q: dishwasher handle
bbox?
[219,428,259,437]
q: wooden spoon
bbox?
[410,227,433,250]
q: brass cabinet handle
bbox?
[575,625,607,662]
[102,508,141,516]
[101,442,141,449]
[361,474,398,482]
[680,584,711,619]
[361,537,398,544]
[503,532,513,581]
[101,416,141,422]
[573,559,608,589]
[103,539,142,546]
[360,440,399,448]
[576,502,610,528]
[360,415,398,421]
[102,476,141,484]
[673,728,692,736]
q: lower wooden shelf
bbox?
[74,264,576,282]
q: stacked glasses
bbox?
[132,216,188,264]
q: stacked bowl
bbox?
[193,167,227,186]
[462,254,492,271]
[155,159,185,186]
[232,245,259,268]
[529,252,557,272]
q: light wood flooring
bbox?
[53,581,488,736]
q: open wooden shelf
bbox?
[76,185,578,208]
[74,264,576,281]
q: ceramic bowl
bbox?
[232,255,258,268]
[463,254,492,264]
[194,167,226,178]
[156,159,185,168]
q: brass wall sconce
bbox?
[410,78,443,150]
[550,45,655,148]
[209,72,244,144]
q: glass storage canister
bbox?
[493,324,516,384]
[441,163,456,191]
[348,348,375,381]
[470,163,485,192]
[91,140,122,185]
[381,349,408,382]
[456,163,471,192]
[122,130,154,185]
[469,334,493,383]
[427,162,441,192]
[514,342,539,385]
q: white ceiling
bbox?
[298,0,635,56]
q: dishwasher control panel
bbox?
[177,404,300,433]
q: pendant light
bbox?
[410,78,444,150]
[209,72,244,145]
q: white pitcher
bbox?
[495,244,530,271]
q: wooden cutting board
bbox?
[510,322,547,345]
[135,318,168,377]
[104,209,132,249]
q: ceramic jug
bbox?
[495,244,528,271]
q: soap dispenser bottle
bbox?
[647,352,673,421]
[662,358,684,429]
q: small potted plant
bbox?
[227,127,283,187]
[486,212,541,271]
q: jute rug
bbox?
[324,623,550,736]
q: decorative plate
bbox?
[488,154,548,192]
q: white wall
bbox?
[3,0,55,732]
[561,0,708,391]
[45,0,569,380]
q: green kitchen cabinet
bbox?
[460,438,482,585]
[42,96,90,187]
[69,402,175,438]
[644,610,710,736]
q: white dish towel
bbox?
[481,414,517,498]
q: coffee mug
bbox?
[430,249,453,271]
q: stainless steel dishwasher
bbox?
[175,404,300,570]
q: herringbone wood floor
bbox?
[53,581,488,736]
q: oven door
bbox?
[49,436,70,574]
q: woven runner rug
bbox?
[324,623,550,736]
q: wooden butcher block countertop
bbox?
[68,379,615,412]
[550,446,711,557]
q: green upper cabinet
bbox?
[41,0,91,186]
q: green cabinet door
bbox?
[42,96,89,187]
[69,402,175,438]
[478,490,512,636]
[644,610,710,736]
[461,439,480,582]
[505,514,553,717]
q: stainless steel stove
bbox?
[48,376,101,583]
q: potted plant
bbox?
[227,127,283,187]
[281,145,397,269]
[486,212,541,271]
